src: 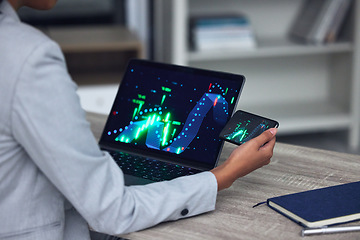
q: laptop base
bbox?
[124,174,154,186]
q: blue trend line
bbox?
[163,93,228,154]
[115,92,229,154]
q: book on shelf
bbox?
[267,181,360,228]
[189,14,256,51]
[289,0,352,44]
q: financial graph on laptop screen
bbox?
[100,60,244,167]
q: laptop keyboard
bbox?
[108,151,202,182]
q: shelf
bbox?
[153,0,360,150]
[42,25,142,86]
[71,72,124,85]
[42,25,143,115]
[188,38,353,62]
[45,25,143,54]
[239,100,351,135]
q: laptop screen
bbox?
[99,59,245,170]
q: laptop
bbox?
[99,59,245,185]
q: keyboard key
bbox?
[108,151,201,182]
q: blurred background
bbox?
[18,0,360,155]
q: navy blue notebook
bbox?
[267,181,360,228]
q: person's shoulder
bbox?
[0,1,57,54]
[7,20,53,50]
[0,16,61,67]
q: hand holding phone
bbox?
[219,110,279,145]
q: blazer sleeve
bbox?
[11,39,218,235]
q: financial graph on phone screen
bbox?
[223,113,275,144]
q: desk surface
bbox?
[86,112,360,240]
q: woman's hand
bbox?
[211,128,277,191]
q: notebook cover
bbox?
[267,181,360,228]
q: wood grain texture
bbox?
[86,112,360,239]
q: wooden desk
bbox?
[86,112,360,240]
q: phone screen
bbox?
[219,110,279,145]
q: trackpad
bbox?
[124,174,154,186]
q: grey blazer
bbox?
[0,1,217,239]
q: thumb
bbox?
[253,128,277,147]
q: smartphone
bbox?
[219,110,279,145]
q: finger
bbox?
[260,136,276,151]
[264,158,271,165]
[253,128,277,147]
[259,136,276,161]
[261,134,276,147]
